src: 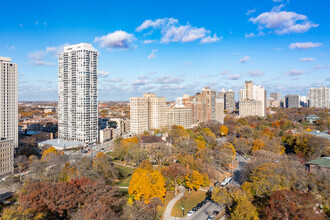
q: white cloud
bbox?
[132,80,149,86]
[200,34,221,44]
[106,78,123,83]
[98,70,109,78]
[148,49,158,59]
[239,56,251,63]
[248,70,264,76]
[136,18,178,32]
[286,69,305,76]
[228,75,241,80]
[143,39,157,44]
[246,9,256,15]
[299,57,315,62]
[153,75,183,84]
[289,42,322,49]
[249,11,318,34]
[136,18,220,44]
[94,30,135,49]
[245,33,255,38]
[28,44,68,66]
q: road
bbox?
[188,154,248,220]
[185,201,224,220]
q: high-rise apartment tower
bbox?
[58,43,98,143]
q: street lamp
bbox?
[181,207,184,216]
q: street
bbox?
[187,154,248,220]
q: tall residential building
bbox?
[239,89,245,101]
[0,57,18,148]
[166,106,192,129]
[239,100,263,117]
[130,93,166,134]
[224,89,235,112]
[0,139,14,176]
[130,97,148,134]
[244,80,253,100]
[285,94,300,108]
[270,92,281,101]
[239,81,266,117]
[308,87,329,108]
[0,57,17,177]
[58,43,98,143]
[215,93,225,124]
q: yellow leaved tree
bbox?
[41,147,63,161]
[128,162,166,204]
[185,170,205,194]
[220,125,229,136]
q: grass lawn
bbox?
[158,191,175,219]
[171,190,206,217]
[115,164,135,187]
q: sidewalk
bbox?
[163,186,185,220]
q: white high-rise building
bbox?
[0,57,18,148]
[0,57,17,177]
[308,87,329,108]
[58,43,98,143]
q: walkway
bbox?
[163,185,185,220]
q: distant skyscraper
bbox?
[239,89,245,101]
[0,57,17,176]
[244,80,253,100]
[220,89,235,112]
[270,92,281,101]
[130,93,166,134]
[239,81,266,117]
[285,94,300,108]
[0,57,18,148]
[58,43,98,143]
[308,87,329,108]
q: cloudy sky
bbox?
[1,0,329,101]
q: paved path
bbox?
[163,186,185,220]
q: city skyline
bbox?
[1,0,330,101]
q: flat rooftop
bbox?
[39,139,84,149]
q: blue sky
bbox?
[1,0,329,101]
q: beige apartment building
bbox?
[166,106,192,129]
[239,100,263,117]
[239,81,266,117]
[0,139,14,177]
[130,93,166,134]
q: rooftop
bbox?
[307,157,330,168]
[39,139,84,149]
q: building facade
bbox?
[239,81,266,117]
[130,93,166,134]
[0,139,14,177]
[0,57,18,148]
[270,92,281,101]
[166,106,192,129]
[58,43,98,143]
[285,94,300,108]
[308,87,329,108]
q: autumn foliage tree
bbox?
[161,163,187,195]
[212,186,258,220]
[41,147,63,161]
[19,177,124,219]
[128,161,166,204]
[265,189,326,220]
[220,125,229,136]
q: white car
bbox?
[187,210,195,216]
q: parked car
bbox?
[192,207,198,212]
[187,210,195,216]
[207,216,214,220]
[214,181,220,186]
